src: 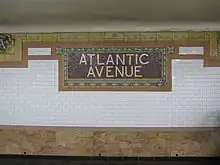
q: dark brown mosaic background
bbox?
[67,50,163,79]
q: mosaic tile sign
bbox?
[0,33,15,55]
[56,45,174,91]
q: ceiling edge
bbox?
[1,22,220,33]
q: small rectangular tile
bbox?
[104,32,124,41]
[189,32,205,40]
[140,32,157,41]
[174,32,189,41]
[179,47,204,55]
[41,33,58,41]
[28,48,52,56]
[157,32,174,40]
[124,32,141,41]
[27,34,42,41]
[89,32,105,41]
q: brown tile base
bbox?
[204,59,220,67]
[0,127,219,157]
[0,61,28,68]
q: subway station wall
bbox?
[0,59,220,127]
[0,31,220,156]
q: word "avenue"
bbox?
[78,53,150,78]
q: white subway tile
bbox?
[0,59,220,127]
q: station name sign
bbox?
[75,53,150,78]
[56,45,174,91]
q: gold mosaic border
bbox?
[0,31,218,64]
[15,32,212,42]
[15,31,220,58]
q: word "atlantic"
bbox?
[79,53,150,78]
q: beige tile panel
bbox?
[0,129,56,155]
[93,131,171,156]
[170,131,220,156]
[0,128,220,156]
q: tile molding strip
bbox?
[25,41,208,61]
[0,155,219,161]
[1,31,220,67]
[0,125,219,131]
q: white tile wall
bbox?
[0,60,220,127]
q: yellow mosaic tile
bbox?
[210,32,218,57]
[2,31,219,62]
[4,45,14,55]
[41,33,58,42]
[104,32,124,41]
[4,55,15,61]
[14,33,27,40]
[4,40,22,62]
[140,32,157,41]
[58,33,72,41]
[173,32,189,41]
[27,34,42,41]
[89,32,105,42]
[58,33,89,41]
[124,32,141,41]
[204,32,211,41]
[189,32,206,41]
[157,32,174,41]
[71,33,89,42]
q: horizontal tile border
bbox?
[0,155,219,161]
[25,41,207,60]
[23,41,208,91]
[0,125,218,131]
[0,41,207,68]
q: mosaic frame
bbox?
[56,44,175,91]
[0,33,15,55]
